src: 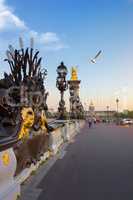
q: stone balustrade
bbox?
[0,120,85,200]
[49,123,64,154]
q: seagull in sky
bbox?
[90,50,102,64]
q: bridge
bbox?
[0,38,132,200]
[20,123,133,200]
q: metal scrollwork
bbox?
[0,37,49,153]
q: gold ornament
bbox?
[71,67,78,81]
[2,151,10,166]
[19,107,34,139]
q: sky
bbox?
[0,0,133,111]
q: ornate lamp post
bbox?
[56,62,68,119]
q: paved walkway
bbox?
[21,123,133,200]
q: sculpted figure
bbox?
[71,67,78,81]
[0,38,51,174]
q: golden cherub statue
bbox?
[19,107,34,139]
[18,107,49,139]
[71,67,78,81]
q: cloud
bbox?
[29,31,68,51]
[0,0,68,53]
[40,32,60,44]
[0,0,26,30]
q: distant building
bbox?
[86,101,116,120]
[95,110,116,119]
[48,108,55,113]
[89,101,95,112]
[88,101,95,117]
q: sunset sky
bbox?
[0,0,133,111]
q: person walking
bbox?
[93,117,97,125]
[88,117,92,128]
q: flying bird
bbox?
[90,50,102,64]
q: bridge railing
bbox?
[0,120,85,200]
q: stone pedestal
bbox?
[0,148,20,200]
[68,80,84,119]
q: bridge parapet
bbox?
[0,120,85,200]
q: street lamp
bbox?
[116,98,119,124]
[106,106,109,123]
[116,98,119,113]
[56,62,68,119]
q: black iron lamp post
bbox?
[56,62,68,119]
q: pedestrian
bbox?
[93,117,97,125]
[88,118,92,128]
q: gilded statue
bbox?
[71,67,78,81]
